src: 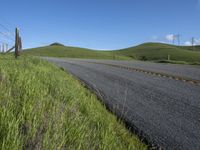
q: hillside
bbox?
[24,42,200,64]
[116,43,200,63]
[180,45,200,51]
[23,45,130,60]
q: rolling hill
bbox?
[23,44,130,60]
[24,42,200,64]
[116,43,200,63]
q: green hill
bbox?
[116,43,200,63]
[180,45,200,51]
[23,45,130,60]
[24,42,200,64]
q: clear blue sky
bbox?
[0,0,200,49]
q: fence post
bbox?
[19,36,22,50]
[15,28,19,58]
[168,55,170,61]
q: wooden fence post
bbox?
[15,28,19,58]
[19,37,21,50]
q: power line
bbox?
[0,16,17,44]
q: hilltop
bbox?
[49,42,65,46]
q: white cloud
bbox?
[184,41,192,46]
[166,34,176,41]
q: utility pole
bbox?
[191,37,195,51]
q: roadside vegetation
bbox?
[0,55,146,150]
[24,42,200,65]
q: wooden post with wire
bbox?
[14,28,22,58]
[19,36,22,50]
[15,28,19,58]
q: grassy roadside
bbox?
[0,55,146,150]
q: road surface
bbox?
[44,58,200,150]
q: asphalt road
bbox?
[44,58,200,150]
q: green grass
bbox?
[180,45,200,51]
[116,43,200,63]
[0,55,146,150]
[24,42,200,64]
[23,45,130,60]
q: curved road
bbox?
[44,58,200,150]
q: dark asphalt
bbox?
[44,58,200,150]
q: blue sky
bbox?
[0,0,200,50]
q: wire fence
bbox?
[0,18,22,58]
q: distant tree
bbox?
[50,42,65,46]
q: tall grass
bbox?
[0,55,146,150]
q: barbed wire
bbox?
[0,15,16,29]
[0,15,16,49]
[0,31,15,42]
[0,23,15,36]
